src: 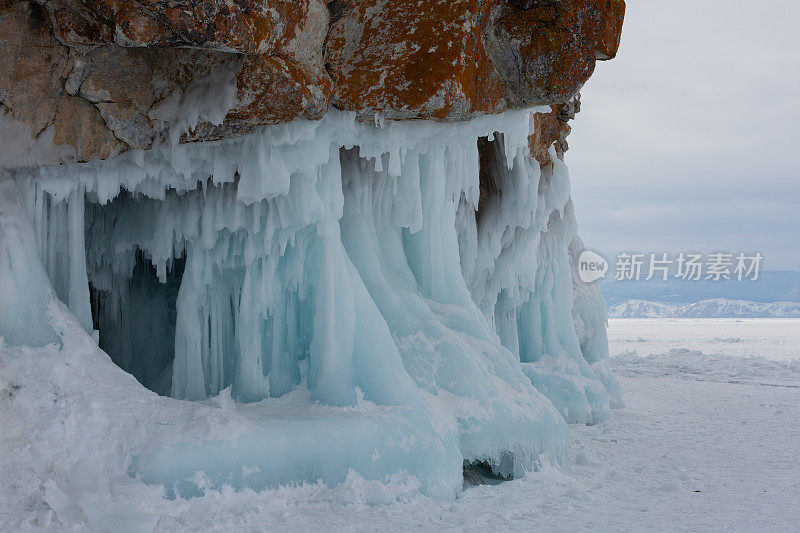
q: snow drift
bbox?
[0,109,619,501]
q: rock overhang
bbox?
[0,0,624,168]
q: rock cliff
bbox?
[0,0,623,167]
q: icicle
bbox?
[0,178,59,346]
[268,290,301,398]
[172,249,207,401]
[233,259,268,402]
[308,218,356,406]
[67,185,92,332]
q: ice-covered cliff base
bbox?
[1,109,620,500]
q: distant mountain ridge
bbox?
[608,300,676,318]
[608,299,800,319]
[601,270,800,306]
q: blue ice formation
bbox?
[1,109,621,498]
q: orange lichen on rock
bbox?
[487,0,626,107]
[327,0,625,119]
[0,0,625,167]
[325,0,506,120]
[50,0,316,52]
[528,99,579,166]
[226,53,333,125]
[0,2,123,165]
[1,0,331,161]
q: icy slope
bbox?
[1,109,619,501]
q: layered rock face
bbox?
[0,0,623,168]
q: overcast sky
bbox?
[567,0,800,270]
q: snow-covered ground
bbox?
[3,319,799,531]
[608,318,800,362]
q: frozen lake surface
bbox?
[609,318,800,362]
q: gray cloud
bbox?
[567,0,800,269]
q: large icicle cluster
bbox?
[2,109,620,498]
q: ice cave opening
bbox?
[87,243,185,396]
[70,130,516,401]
